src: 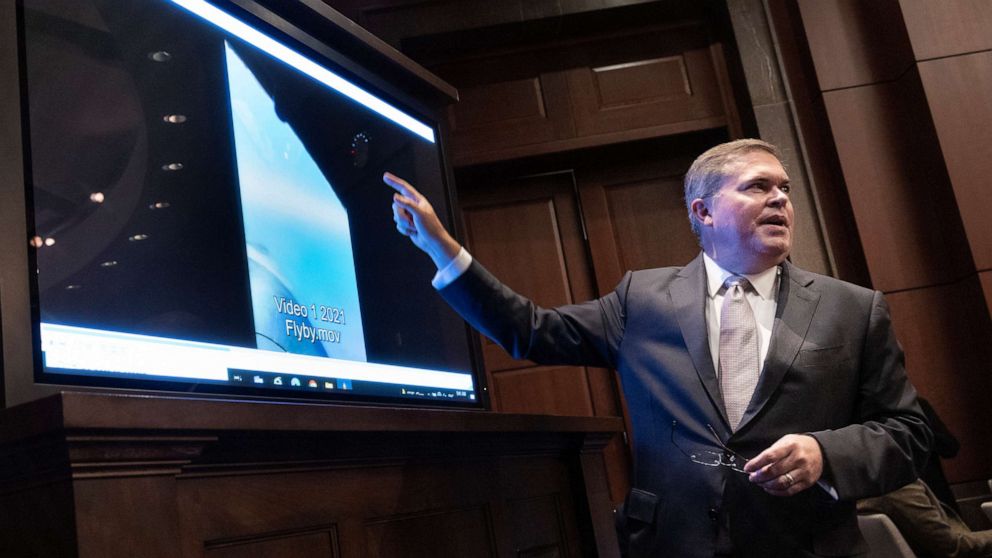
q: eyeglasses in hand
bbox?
[670,420,750,474]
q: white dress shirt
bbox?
[432,247,473,290]
[702,252,780,378]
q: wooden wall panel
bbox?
[462,195,579,376]
[463,198,574,309]
[178,473,353,556]
[567,47,725,138]
[205,527,338,558]
[178,460,504,557]
[359,0,532,42]
[0,394,624,557]
[433,22,733,166]
[501,456,583,558]
[918,51,992,270]
[339,0,658,46]
[796,0,914,90]
[449,74,574,158]
[602,176,699,274]
[491,366,595,416]
[366,507,495,558]
[822,71,973,292]
[790,0,992,485]
[574,136,707,294]
[460,174,602,418]
[898,0,992,60]
[76,476,182,558]
[885,278,992,483]
[508,496,569,558]
[594,56,689,106]
[454,77,548,128]
[0,479,77,557]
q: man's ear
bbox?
[690,198,713,228]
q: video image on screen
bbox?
[226,43,366,361]
[21,0,477,404]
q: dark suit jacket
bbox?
[439,253,931,557]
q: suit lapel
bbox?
[736,261,820,432]
[671,253,729,427]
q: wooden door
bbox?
[458,167,631,505]
[458,171,620,418]
[576,136,716,293]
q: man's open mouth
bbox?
[759,215,788,228]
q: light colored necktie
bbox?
[719,276,760,430]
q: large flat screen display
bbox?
[18,0,479,405]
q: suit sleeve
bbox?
[808,291,932,500]
[438,260,627,368]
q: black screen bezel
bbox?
[5,0,486,410]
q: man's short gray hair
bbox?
[683,139,781,238]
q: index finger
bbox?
[742,445,783,474]
[383,172,420,201]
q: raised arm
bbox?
[384,173,621,369]
[383,172,461,270]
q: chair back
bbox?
[857,513,916,558]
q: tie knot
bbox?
[723,275,751,293]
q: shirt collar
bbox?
[703,252,780,300]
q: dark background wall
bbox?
[777,0,992,490]
[322,0,992,508]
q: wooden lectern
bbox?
[0,392,622,557]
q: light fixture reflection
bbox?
[162,163,184,171]
[163,114,187,123]
[149,51,172,62]
[90,192,105,203]
[29,236,44,248]
[100,260,118,268]
[128,234,149,242]
[44,237,56,247]
[65,285,82,290]
[149,201,171,210]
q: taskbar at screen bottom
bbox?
[37,322,477,403]
[40,366,477,404]
[228,369,476,402]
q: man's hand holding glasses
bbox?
[672,420,824,497]
[743,434,824,497]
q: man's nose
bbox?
[767,187,788,207]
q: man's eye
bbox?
[780,184,791,194]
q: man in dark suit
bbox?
[385,139,931,557]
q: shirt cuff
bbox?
[431,248,473,290]
[817,479,839,500]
